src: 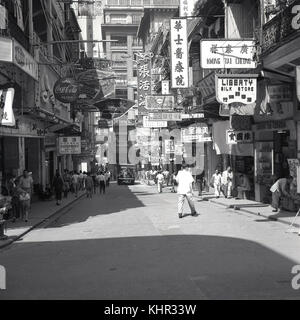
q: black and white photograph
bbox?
[0,0,300,306]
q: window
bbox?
[110,14,127,24]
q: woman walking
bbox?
[53,170,64,205]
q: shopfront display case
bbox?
[255,141,274,203]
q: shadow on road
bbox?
[0,234,299,299]
[44,184,146,228]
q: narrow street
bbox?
[0,183,300,300]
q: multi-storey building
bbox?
[102,0,145,101]
[0,0,82,192]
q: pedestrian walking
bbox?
[53,170,64,205]
[18,170,33,202]
[156,171,164,193]
[105,170,111,187]
[196,171,205,197]
[8,175,20,222]
[63,170,71,198]
[176,164,197,219]
[210,169,222,198]
[171,172,177,193]
[85,172,94,199]
[221,166,234,198]
[92,172,97,194]
[78,171,84,190]
[270,176,293,212]
[19,188,31,222]
[71,171,79,197]
[97,172,106,195]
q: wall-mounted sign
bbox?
[54,77,79,103]
[161,80,170,95]
[180,0,197,17]
[215,74,258,105]
[143,116,168,128]
[148,112,182,121]
[292,3,300,30]
[200,39,257,69]
[13,40,38,81]
[226,130,253,144]
[0,88,15,127]
[145,95,174,111]
[0,37,12,63]
[297,66,300,102]
[181,113,205,119]
[165,140,175,154]
[170,18,189,88]
[58,136,81,155]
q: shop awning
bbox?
[49,123,80,135]
[94,98,136,114]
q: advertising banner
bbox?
[182,124,212,142]
[170,18,189,88]
[58,136,81,155]
[161,80,170,95]
[215,74,258,105]
[148,112,182,121]
[143,116,168,128]
[145,95,174,111]
[180,0,197,17]
[0,88,15,127]
[200,39,257,69]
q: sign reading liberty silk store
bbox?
[170,19,189,88]
[200,40,257,69]
[215,74,258,105]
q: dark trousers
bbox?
[100,182,106,194]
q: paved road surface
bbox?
[0,183,300,299]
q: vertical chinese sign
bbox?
[170,19,189,89]
[180,0,196,17]
[137,52,152,115]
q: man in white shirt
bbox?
[97,172,106,195]
[176,163,197,219]
[71,171,79,197]
[270,176,293,212]
[156,171,164,193]
[222,166,234,198]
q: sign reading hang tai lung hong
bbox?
[200,40,257,69]
[216,74,258,105]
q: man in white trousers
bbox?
[176,163,197,219]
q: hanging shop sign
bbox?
[200,39,257,69]
[215,74,258,105]
[148,112,182,121]
[143,116,168,128]
[0,88,15,127]
[161,80,170,95]
[13,40,38,81]
[170,18,189,88]
[292,3,300,30]
[181,125,212,143]
[297,66,300,102]
[181,113,205,119]
[180,0,197,17]
[54,77,79,103]
[137,52,152,112]
[0,37,13,62]
[145,95,174,111]
[58,136,81,155]
[175,144,183,155]
[226,130,253,144]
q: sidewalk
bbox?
[141,181,300,232]
[0,191,86,249]
[201,194,300,231]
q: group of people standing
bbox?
[210,167,251,200]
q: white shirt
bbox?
[222,170,233,185]
[212,173,222,185]
[72,174,79,184]
[156,173,164,183]
[176,170,194,195]
[270,178,288,194]
[97,174,106,182]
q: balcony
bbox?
[262,1,300,55]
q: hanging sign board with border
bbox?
[200,39,257,69]
[148,112,182,121]
[170,18,189,88]
[145,95,174,111]
[143,116,168,128]
[215,74,258,105]
[296,66,300,102]
[58,136,81,155]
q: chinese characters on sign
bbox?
[226,130,253,144]
[170,19,189,88]
[58,137,81,155]
[182,125,212,142]
[148,112,182,121]
[161,80,170,95]
[200,40,257,69]
[137,52,152,113]
[215,74,258,105]
[180,0,196,17]
[143,116,168,128]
